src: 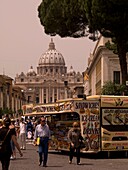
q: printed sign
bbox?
[73,101,100,152]
[102,108,128,125]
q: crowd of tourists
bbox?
[0,114,83,170]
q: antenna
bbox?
[3,67,5,75]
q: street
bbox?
[9,141,128,170]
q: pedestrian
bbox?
[34,117,51,167]
[14,119,20,138]
[0,119,3,129]
[68,121,83,165]
[0,116,23,170]
[19,117,26,150]
[10,119,17,160]
[26,119,33,139]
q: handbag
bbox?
[0,129,10,150]
[36,137,40,145]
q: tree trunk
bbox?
[116,39,128,85]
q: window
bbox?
[50,97,52,102]
[77,78,80,82]
[36,97,39,103]
[113,71,120,84]
[21,78,24,82]
[28,96,31,103]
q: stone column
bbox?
[52,88,54,102]
[39,88,42,103]
[57,88,59,100]
[42,88,44,103]
[46,88,49,103]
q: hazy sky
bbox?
[0,0,96,79]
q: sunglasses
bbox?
[41,120,45,122]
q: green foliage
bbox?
[17,109,23,116]
[105,40,118,54]
[101,81,127,95]
[38,0,128,84]
[86,0,128,84]
[38,0,88,38]
[0,107,14,118]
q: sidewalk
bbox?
[10,142,89,170]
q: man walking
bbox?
[34,117,50,167]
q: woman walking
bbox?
[68,122,83,165]
[0,116,23,170]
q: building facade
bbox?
[0,75,26,118]
[15,39,84,104]
[84,36,128,95]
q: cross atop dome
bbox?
[49,38,55,50]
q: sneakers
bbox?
[20,147,26,150]
[39,162,42,166]
[69,160,81,165]
[39,162,47,167]
[10,156,14,160]
[43,164,47,167]
[77,162,81,165]
[13,156,16,160]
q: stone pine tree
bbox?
[38,0,88,38]
[38,0,128,85]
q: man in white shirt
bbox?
[34,117,50,167]
[19,118,26,150]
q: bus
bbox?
[23,95,128,156]
[87,95,128,157]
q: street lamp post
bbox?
[49,84,50,102]
[64,81,68,99]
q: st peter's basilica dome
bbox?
[38,38,65,66]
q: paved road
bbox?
[9,141,128,170]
